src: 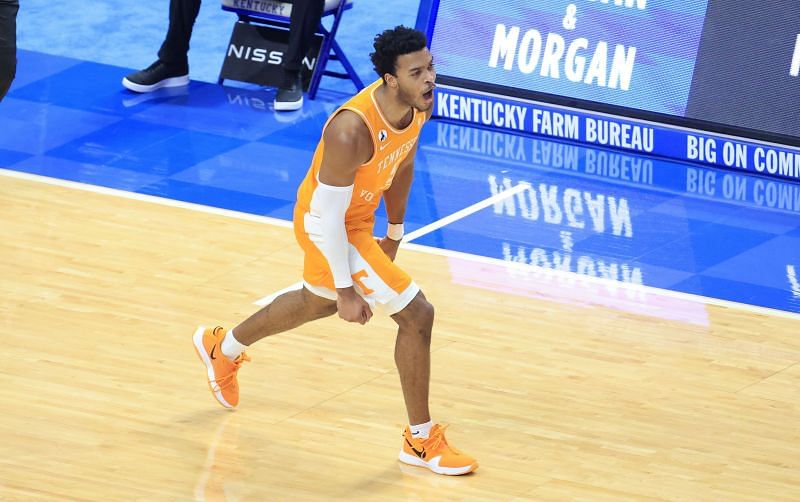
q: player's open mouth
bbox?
[423,88,434,101]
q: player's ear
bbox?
[384,73,398,89]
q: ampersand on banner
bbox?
[563,3,577,30]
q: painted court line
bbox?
[403,182,531,242]
[0,168,294,229]
[254,282,303,307]
[3,168,800,321]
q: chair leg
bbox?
[309,23,336,100]
[309,1,351,100]
[331,38,364,91]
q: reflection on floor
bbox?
[2,51,799,314]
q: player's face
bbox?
[393,48,436,112]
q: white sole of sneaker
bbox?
[122,74,189,93]
[398,451,478,476]
[192,326,235,409]
[273,97,303,111]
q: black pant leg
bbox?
[157,0,202,67]
[0,0,19,102]
[283,0,325,73]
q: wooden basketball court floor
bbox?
[1,171,799,501]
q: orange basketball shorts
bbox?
[293,206,419,315]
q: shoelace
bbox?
[421,425,463,455]
[214,352,251,390]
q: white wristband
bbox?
[387,223,404,241]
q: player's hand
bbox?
[336,287,373,324]
[377,236,401,262]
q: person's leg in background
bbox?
[0,0,19,102]
[122,0,201,93]
[274,0,324,111]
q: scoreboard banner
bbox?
[435,85,800,182]
[418,0,800,178]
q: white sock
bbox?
[220,329,248,361]
[410,420,433,439]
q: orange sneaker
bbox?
[192,326,250,409]
[399,424,478,475]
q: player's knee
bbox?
[415,298,434,327]
[395,293,434,333]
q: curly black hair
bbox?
[369,26,428,80]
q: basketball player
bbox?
[192,26,477,476]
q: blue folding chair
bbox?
[220,0,365,99]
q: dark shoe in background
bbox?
[274,71,303,111]
[122,60,190,93]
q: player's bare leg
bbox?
[233,287,337,344]
[392,291,478,475]
[192,287,336,408]
[392,291,434,425]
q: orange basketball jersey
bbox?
[295,78,426,233]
